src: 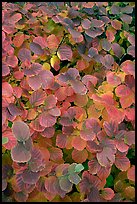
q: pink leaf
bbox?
[57,45,73,61]
[18,48,31,62]
[12,121,30,141]
[30,89,46,106]
[30,42,44,55]
[39,112,56,128]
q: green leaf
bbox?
[105,174,114,187]
[2,137,9,145]
[74,164,84,173]
[8,121,13,128]
[68,173,81,185]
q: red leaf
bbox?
[124,131,135,146]
[100,188,115,200]
[80,129,96,141]
[33,36,48,48]
[12,121,30,141]
[57,45,73,61]
[111,19,122,30]
[2,62,10,76]
[18,48,31,62]
[115,139,129,152]
[41,127,55,138]
[56,133,68,148]
[45,176,57,193]
[2,82,13,97]
[88,158,101,175]
[39,70,54,89]
[47,34,60,49]
[121,60,135,78]
[88,47,98,58]
[111,43,123,58]
[72,136,87,151]
[97,146,116,167]
[49,147,63,163]
[11,142,31,163]
[22,169,40,184]
[115,152,130,171]
[28,75,42,91]
[30,42,44,55]
[101,38,111,51]
[2,130,17,150]
[72,149,88,163]
[44,95,57,109]
[30,89,46,106]
[106,72,121,86]
[39,112,56,128]
[13,33,25,47]
[103,120,118,137]
[30,119,45,132]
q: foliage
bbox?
[2,2,135,202]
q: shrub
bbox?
[2,2,135,202]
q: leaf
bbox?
[72,136,87,151]
[30,42,44,55]
[101,38,111,51]
[111,43,123,58]
[81,19,91,29]
[13,33,25,47]
[39,112,56,128]
[124,131,135,146]
[22,169,40,184]
[24,63,42,76]
[111,19,122,30]
[70,79,87,95]
[68,173,81,185]
[30,118,45,132]
[59,176,73,192]
[88,47,98,58]
[74,164,84,173]
[33,36,48,48]
[41,127,55,138]
[14,192,28,202]
[2,130,17,150]
[12,121,30,142]
[115,85,131,97]
[18,48,31,62]
[115,152,130,171]
[28,75,42,91]
[2,82,13,97]
[103,120,118,137]
[56,133,68,148]
[49,147,63,163]
[39,70,54,89]
[44,176,57,193]
[88,158,101,175]
[80,129,96,141]
[72,149,88,163]
[100,188,115,200]
[2,62,10,76]
[44,95,57,109]
[123,186,135,200]
[127,165,135,182]
[6,55,18,68]
[97,146,116,167]
[57,45,73,61]
[2,137,9,145]
[50,55,60,71]
[47,34,60,49]
[11,142,31,163]
[30,89,46,107]
[101,54,114,69]
[8,103,22,116]
[121,60,135,78]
